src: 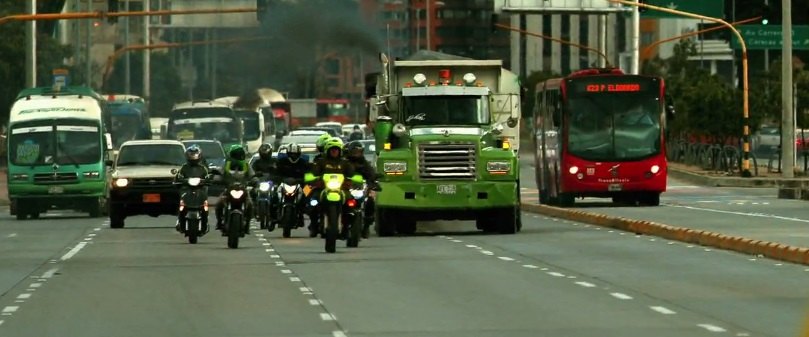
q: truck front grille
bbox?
[131,177,175,188]
[33,172,78,184]
[418,142,476,180]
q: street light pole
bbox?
[85,0,91,86]
[25,0,35,88]
[782,0,794,177]
[630,0,640,74]
[426,0,431,51]
[143,0,151,104]
[124,0,131,93]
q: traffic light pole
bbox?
[609,0,753,177]
[640,16,762,60]
[782,0,794,177]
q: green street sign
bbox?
[640,0,724,19]
[730,25,809,50]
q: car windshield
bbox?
[281,135,323,145]
[9,120,101,166]
[116,144,186,166]
[402,96,489,126]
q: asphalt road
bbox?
[0,201,807,336]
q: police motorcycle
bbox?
[305,172,364,253]
[277,177,304,238]
[171,169,210,244]
[253,173,275,231]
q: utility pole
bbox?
[782,0,794,177]
[426,0,431,51]
[143,0,151,104]
[124,0,131,93]
[85,0,92,86]
[630,0,640,74]
[25,0,36,88]
[599,14,607,67]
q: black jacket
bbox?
[176,162,208,181]
[277,157,311,183]
[346,156,376,182]
[251,157,278,181]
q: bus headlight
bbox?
[650,165,660,174]
[568,166,579,175]
[486,161,511,173]
[114,178,129,187]
[384,161,406,174]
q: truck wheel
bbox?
[375,208,396,237]
[498,206,518,234]
[396,219,416,235]
[109,205,125,229]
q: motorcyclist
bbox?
[343,141,380,238]
[348,125,364,141]
[306,137,357,238]
[272,143,312,229]
[305,133,333,235]
[215,144,255,235]
[250,143,278,229]
[174,145,209,233]
[312,133,332,164]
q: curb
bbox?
[520,203,809,266]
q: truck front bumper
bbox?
[377,180,517,209]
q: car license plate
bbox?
[608,183,623,192]
[48,186,64,194]
[437,184,456,195]
[143,193,161,203]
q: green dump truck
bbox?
[371,51,522,235]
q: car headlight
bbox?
[486,161,511,173]
[282,184,296,195]
[229,190,244,199]
[114,178,129,187]
[259,182,271,192]
[326,178,342,190]
[188,177,201,186]
[383,161,406,174]
[350,189,364,199]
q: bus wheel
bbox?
[558,193,575,207]
[640,193,660,206]
[539,189,550,204]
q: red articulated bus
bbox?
[316,98,351,124]
[533,68,675,206]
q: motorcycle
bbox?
[254,176,274,231]
[277,177,304,238]
[344,182,369,247]
[306,173,364,253]
[223,181,250,249]
[172,172,210,244]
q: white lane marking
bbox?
[29,283,41,288]
[16,294,31,299]
[333,331,347,337]
[299,287,313,293]
[320,313,336,321]
[262,242,271,246]
[270,254,281,259]
[575,281,596,288]
[88,233,96,237]
[451,239,463,243]
[498,256,515,261]
[444,236,454,240]
[522,264,539,269]
[275,262,285,266]
[60,242,88,261]
[540,267,549,271]
[748,258,757,262]
[465,244,479,248]
[650,306,676,315]
[94,228,101,231]
[309,299,322,305]
[289,277,300,282]
[265,249,275,252]
[41,268,59,279]
[610,292,633,300]
[0,320,4,326]
[649,238,656,242]
[566,275,577,279]
[83,237,92,241]
[254,233,264,237]
[259,238,267,242]
[668,242,675,245]
[6,233,17,238]
[697,324,727,332]
[704,249,713,252]
[2,306,18,313]
[14,301,23,303]
[281,269,292,274]
[547,271,565,277]
[669,204,809,223]
[775,263,783,266]
[480,250,494,255]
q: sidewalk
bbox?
[667,162,809,199]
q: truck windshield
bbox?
[402,96,489,126]
[9,120,101,166]
[567,93,661,161]
[235,111,261,140]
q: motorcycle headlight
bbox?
[229,189,245,199]
[259,182,271,192]
[326,179,342,190]
[350,189,364,199]
[283,184,297,195]
[114,178,129,187]
[309,199,319,206]
[188,177,201,186]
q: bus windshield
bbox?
[235,111,261,140]
[567,90,661,162]
[9,119,101,166]
[111,112,145,148]
[167,108,241,143]
[402,96,489,126]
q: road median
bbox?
[520,203,809,266]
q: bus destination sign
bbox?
[585,84,641,92]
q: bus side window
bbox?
[550,90,561,128]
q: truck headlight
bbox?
[486,161,511,174]
[114,178,129,187]
[383,161,406,174]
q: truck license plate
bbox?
[48,186,64,194]
[437,184,456,195]
[143,193,161,203]
[608,183,623,192]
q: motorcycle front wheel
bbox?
[187,218,199,244]
[324,205,338,253]
[227,213,242,249]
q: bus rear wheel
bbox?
[638,193,660,206]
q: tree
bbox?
[105,52,183,117]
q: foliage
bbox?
[105,52,184,117]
